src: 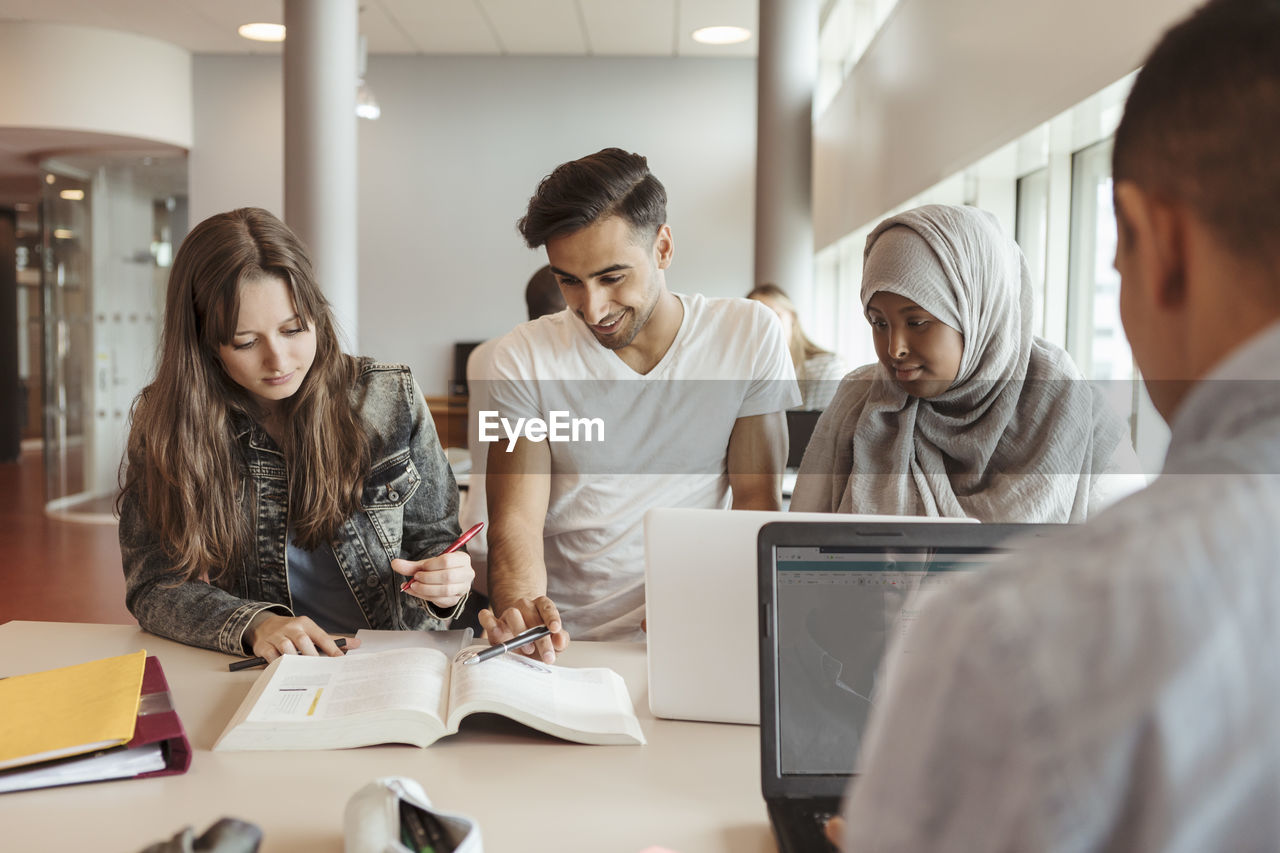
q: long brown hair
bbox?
[747,283,832,381]
[119,207,370,583]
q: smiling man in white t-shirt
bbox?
[477,148,799,657]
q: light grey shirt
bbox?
[798,350,848,411]
[842,321,1280,852]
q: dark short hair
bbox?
[1113,0,1280,267]
[517,148,667,248]
[525,265,566,320]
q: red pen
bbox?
[401,521,484,592]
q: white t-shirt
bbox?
[485,293,800,640]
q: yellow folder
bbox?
[0,650,147,771]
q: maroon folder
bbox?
[0,655,190,793]
[131,655,192,779]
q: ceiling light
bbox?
[53,229,74,239]
[355,36,380,120]
[692,25,751,45]
[59,189,84,201]
[356,81,381,120]
[238,23,285,42]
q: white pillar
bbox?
[283,0,358,352]
[754,0,818,313]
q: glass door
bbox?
[40,171,93,513]
[39,154,186,520]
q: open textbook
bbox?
[213,642,645,751]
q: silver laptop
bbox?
[642,507,974,725]
[758,520,1065,852]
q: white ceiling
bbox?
[0,0,759,57]
[0,1,759,201]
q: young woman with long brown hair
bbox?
[118,207,472,660]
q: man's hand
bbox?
[478,596,569,663]
[825,816,846,850]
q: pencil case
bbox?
[344,776,482,853]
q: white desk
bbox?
[0,621,775,853]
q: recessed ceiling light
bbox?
[692,25,751,45]
[59,189,84,201]
[53,229,74,239]
[238,22,285,43]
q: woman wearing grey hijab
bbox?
[791,204,1143,522]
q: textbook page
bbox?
[213,647,452,751]
[445,649,645,745]
[346,628,473,656]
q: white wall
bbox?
[191,55,757,393]
[813,0,1201,248]
[190,57,284,222]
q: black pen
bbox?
[463,625,552,666]
[228,638,347,672]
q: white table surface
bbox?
[0,621,776,853]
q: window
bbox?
[1067,138,1169,468]
[811,228,877,370]
[816,0,902,117]
[1015,167,1049,337]
[1067,139,1130,382]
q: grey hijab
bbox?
[792,204,1126,522]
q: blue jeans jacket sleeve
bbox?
[118,487,290,654]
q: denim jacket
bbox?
[119,360,462,654]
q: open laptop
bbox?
[643,508,974,725]
[758,519,1065,852]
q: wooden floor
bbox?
[0,446,133,625]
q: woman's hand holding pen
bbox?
[246,613,357,663]
[478,596,569,664]
[392,551,474,608]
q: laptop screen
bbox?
[759,521,1064,798]
[774,544,986,777]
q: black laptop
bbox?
[757,520,1064,852]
